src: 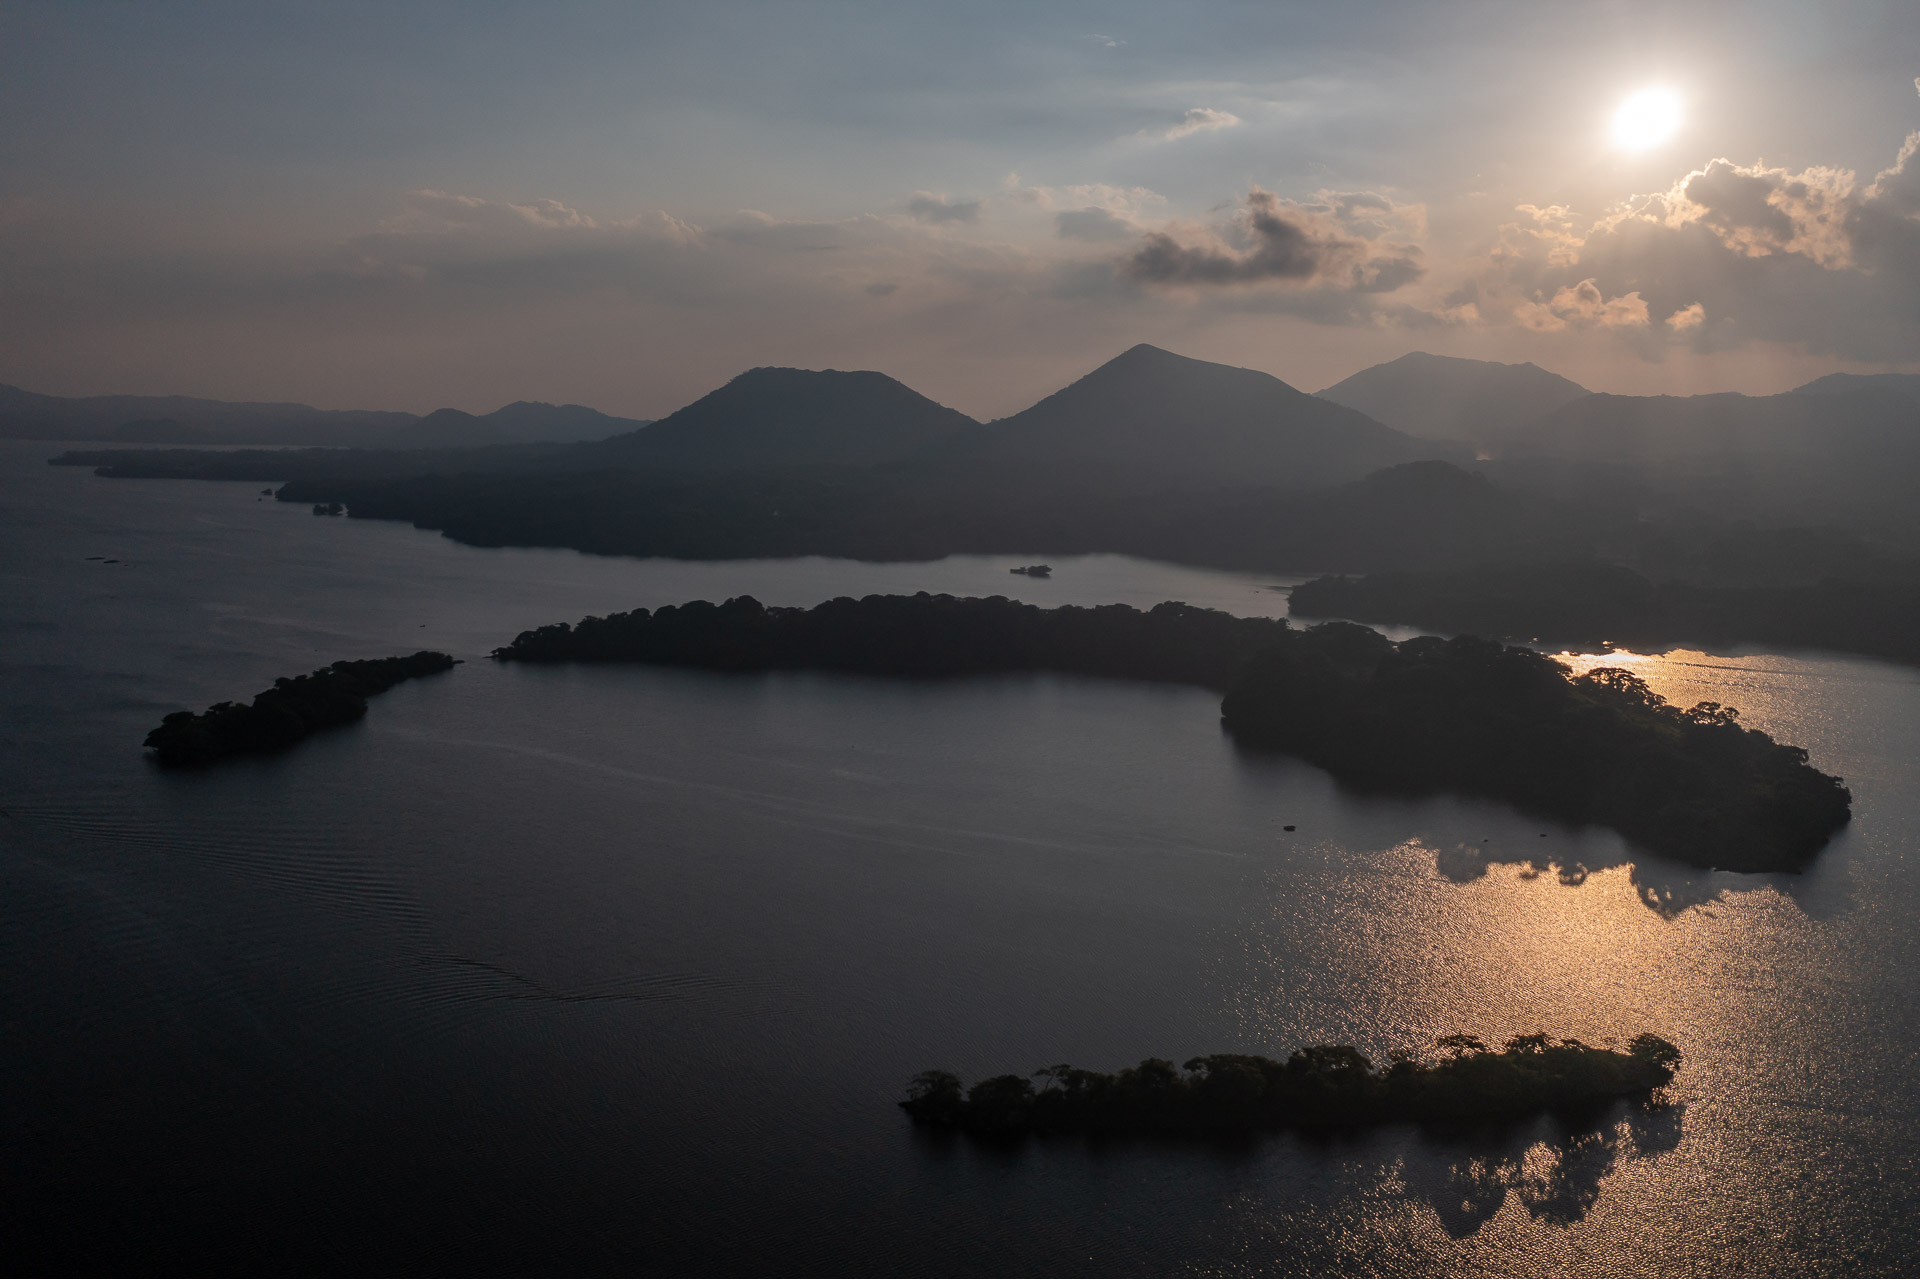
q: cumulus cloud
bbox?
[906,192,982,224]
[1667,302,1706,330]
[1123,187,1425,294]
[1162,107,1241,141]
[1513,279,1650,332]
[1471,89,1920,359]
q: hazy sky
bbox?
[3,1,1918,419]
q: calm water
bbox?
[5,438,1919,1276]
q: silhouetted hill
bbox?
[1317,352,1589,444]
[1290,561,1920,668]
[949,344,1444,486]
[1514,390,1919,461]
[481,400,648,443]
[0,383,646,447]
[590,367,976,468]
[1793,372,1920,399]
[1496,389,1920,536]
[386,403,647,448]
[0,382,416,445]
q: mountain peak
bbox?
[596,365,977,467]
[1318,352,1588,443]
[956,344,1437,486]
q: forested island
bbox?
[495,593,1287,688]
[145,652,458,766]
[1289,563,1920,668]
[901,1033,1682,1137]
[495,593,1851,871]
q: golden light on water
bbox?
[1609,87,1683,151]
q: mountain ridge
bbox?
[1316,351,1590,444]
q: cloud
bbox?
[1055,207,1138,241]
[1161,107,1240,141]
[1123,187,1425,294]
[906,192,982,224]
[1513,278,1650,332]
[382,189,601,234]
[999,175,1165,220]
[1666,302,1706,330]
[1468,99,1920,358]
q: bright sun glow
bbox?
[1610,88,1683,151]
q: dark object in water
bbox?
[902,1033,1682,1136]
[1010,564,1052,577]
[311,501,344,516]
[144,651,458,767]
[1283,825,1296,831]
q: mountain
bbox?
[1513,390,1920,462]
[480,401,649,443]
[1316,352,1589,444]
[0,383,647,447]
[592,367,977,468]
[1496,388,1920,537]
[0,383,415,445]
[948,344,1441,487]
[390,402,648,448]
[1793,372,1920,400]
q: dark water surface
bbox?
[5,440,1919,1276]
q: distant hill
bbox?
[1495,388,1920,537]
[0,383,416,445]
[1316,352,1589,444]
[392,402,648,448]
[1793,372,1920,400]
[0,382,646,447]
[591,367,977,468]
[949,344,1441,487]
[1513,390,1919,462]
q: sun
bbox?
[1610,88,1683,151]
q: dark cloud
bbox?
[906,192,982,224]
[1122,188,1425,293]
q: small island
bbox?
[144,652,458,767]
[901,1033,1682,1137]
[492,593,1850,871]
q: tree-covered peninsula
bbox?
[144,652,458,766]
[1289,562,1920,668]
[493,593,1851,871]
[901,1033,1682,1137]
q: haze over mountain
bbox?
[591,367,978,469]
[950,344,1442,487]
[1316,352,1590,444]
[0,383,646,447]
[1793,373,1920,400]
[0,383,417,445]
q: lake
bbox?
[5,438,1918,1275]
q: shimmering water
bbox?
[5,440,1918,1275]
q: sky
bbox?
[2,0,1918,420]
